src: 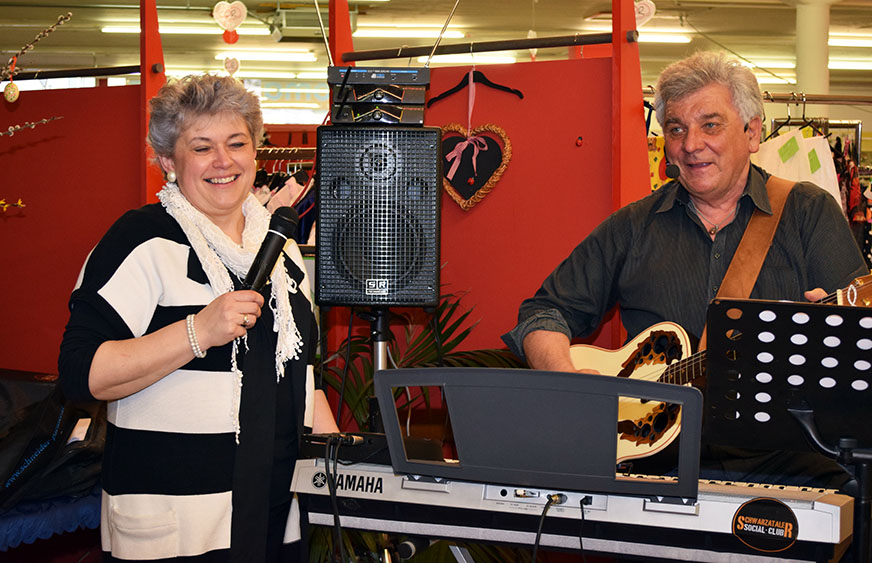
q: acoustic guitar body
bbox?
[569,322,692,463]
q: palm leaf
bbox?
[311,293,527,560]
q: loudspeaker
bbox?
[316,125,441,307]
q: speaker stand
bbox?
[359,307,391,432]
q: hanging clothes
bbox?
[752,128,842,210]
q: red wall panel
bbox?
[424,57,616,351]
[1,85,142,374]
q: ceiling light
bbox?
[234,71,299,79]
[741,60,796,69]
[259,87,330,94]
[296,71,329,80]
[417,54,516,65]
[828,60,872,70]
[358,23,451,28]
[165,68,300,80]
[164,69,209,78]
[740,59,872,71]
[259,102,322,108]
[829,37,872,47]
[353,29,464,39]
[215,52,317,62]
[636,33,691,44]
[754,75,795,85]
[101,25,268,36]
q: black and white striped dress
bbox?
[59,203,315,562]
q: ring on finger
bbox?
[242,314,250,328]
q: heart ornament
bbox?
[224,57,240,75]
[213,1,247,31]
[635,0,656,28]
[441,123,512,211]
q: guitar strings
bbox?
[655,277,865,385]
[661,351,706,385]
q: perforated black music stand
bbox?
[706,298,872,561]
[374,367,704,499]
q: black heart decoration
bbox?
[440,123,512,211]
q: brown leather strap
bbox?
[699,175,795,350]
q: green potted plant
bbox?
[309,291,530,562]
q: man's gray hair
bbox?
[654,51,764,127]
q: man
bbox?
[502,51,868,488]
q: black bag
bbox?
[0,384,105,513]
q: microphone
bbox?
[243,206,299,291]
[665,161,680,179]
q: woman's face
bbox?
[159,112,256,226]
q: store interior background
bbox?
[2,0,872,140]
[2,0,871,372]
[0,1,870,560]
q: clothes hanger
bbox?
[643,100,655,135]
[426,69,524,108]
[764,93,794,141]
[795,94,827,138]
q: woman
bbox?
[59,74,338,561]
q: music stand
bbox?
[374,367,703,499]
[706,298,872,561]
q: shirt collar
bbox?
[654,163,772,214]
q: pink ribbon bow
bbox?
[445,135,488,181]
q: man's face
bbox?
[662,83,762,202]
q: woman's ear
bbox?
[157,155,175,175]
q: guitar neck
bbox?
[661,350,706,386]
[818,274,872,307]
[661,275,872,387]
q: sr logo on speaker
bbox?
[366,279,389,296]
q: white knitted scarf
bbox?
[157,182,303,437]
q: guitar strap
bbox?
[698,175,795,351]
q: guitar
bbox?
[569,274,872,464]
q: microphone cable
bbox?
[577,496,592,563]
[530,494,559,563]
[324,436,351,563]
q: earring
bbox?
[166,170,177,183]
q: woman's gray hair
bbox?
[654,51,764,128]
[147,74,264,158]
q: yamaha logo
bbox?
[310,470,384,495]
[312,471,327,489]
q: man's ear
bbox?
[747,116,763,153]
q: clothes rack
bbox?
[256,147,316,161]
[643,87,872,107]
[341,32,630,63]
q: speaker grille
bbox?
[316,125,441,307]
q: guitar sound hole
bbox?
[654,335,683,365]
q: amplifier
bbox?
[327,67,430,86]
[330,103,424,125]
[331,84,426,105]
[328,67,429,126]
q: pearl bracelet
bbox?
[186,314,206,358]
